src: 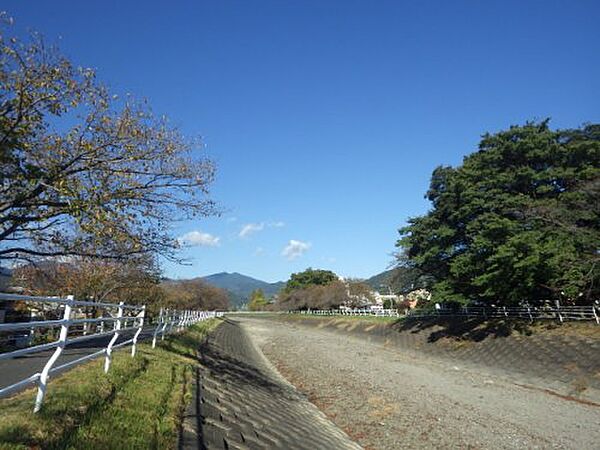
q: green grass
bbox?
[0,319,221,450]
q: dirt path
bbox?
[238,316,600,450]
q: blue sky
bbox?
[7,1,599,282]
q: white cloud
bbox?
[238,220,285,238]
[239,223,265,238]
[281,240,311,260]
[178,230,220,247]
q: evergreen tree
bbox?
[248,288,268,311]
[398,121,600,306]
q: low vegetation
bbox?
[0,319,220,450]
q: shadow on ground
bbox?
[178,319,361,450]
[392,316,538,342]
[197,338,288,396]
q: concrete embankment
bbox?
[276,315,600,404]
[180,318,361,449]
[241,315,600,449]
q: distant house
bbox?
[373,292,399,307]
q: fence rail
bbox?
[406,304,599,323]
[0,292,222,411]
[298,308,400,317]
[293,304,600,324]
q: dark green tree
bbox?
[285,268,338,292]
[398,121,600,306]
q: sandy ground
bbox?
[238,317,600,450]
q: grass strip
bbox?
[0,319,221,450]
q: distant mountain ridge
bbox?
[364,269,397,292]
[201,270,402,308]
[201,272,285,308]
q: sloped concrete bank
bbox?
[246,316,600,449]
[180,318,361,449]
[277,315,600,404]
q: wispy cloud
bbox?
[239,223,265,238]
[254,247,265,256]
[281,239,311,260]
[178,230,220,247]
[238,221,285,238]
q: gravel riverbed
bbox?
[238,317,600,450]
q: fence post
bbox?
[592,305,599,325]
[34,295,73,413]
[104,301,124,373]
[556,301,563,323]
[161,309,169,341]
[131,306,145,357]
[152,307,163,348]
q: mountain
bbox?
[202,272,285,308]
[364,269,398,293]
[366,267,432,294]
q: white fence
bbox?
[298,308,400,317]
[406,304,599,323]
[0,292,221,412]
[294,304,600,324]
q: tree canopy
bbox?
[161,278,229,311]
[0,19,217,264]
[276,280,350,311]
[285,268,338,292]
[12,256,166,312]
[398,121,600,306]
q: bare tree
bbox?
[161,279,229,311]
[276,280,351,310]
[0,17,217,264]
[13,256,164,304]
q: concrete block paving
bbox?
[180,319,362,450]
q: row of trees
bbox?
[0,18,225,310]
[397,121,600,306]
[12,258,229,313]
[273,268,373,311]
